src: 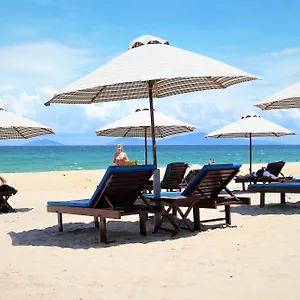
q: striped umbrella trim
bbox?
[0,127,54,139]
[48,76,256,104]
[209,132,294,138]
[96,126,195,138]
[256,97,300,110]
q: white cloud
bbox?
[0,40,97,93]
[0,92,40,117]
[270,47,300,58]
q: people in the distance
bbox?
[112,144,129,166]
[208,158,216,165]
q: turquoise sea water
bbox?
[0,145,300,173]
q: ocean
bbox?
[0,145,299,173]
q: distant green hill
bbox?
[23,139,64,146]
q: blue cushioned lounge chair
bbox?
[248,182,300,207]
[144,163,251,236]
[47,165,162,243]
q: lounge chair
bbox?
[146,162,189,192]
[47,165,162,243]
[235,160,288,191]
[248,182,300,207]
[0,185,17,213]
[144,163,251,236]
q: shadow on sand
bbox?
[0,207,33,214]
[231,201,300,216]
[8,218,236,249]
[15,207,33,213]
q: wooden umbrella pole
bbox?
[250,133,252,174]
[148,80,157,166]
[144,127,148,164]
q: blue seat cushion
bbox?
[48,165,156,207]
[249,183,300,189]
[47,199,91,207]
[143,191,181,198]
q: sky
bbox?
[1,0,300,145]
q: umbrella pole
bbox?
[148,80,161,203]
[249,133,252,174]
[148,80,161,228]
[148,80,157,166]
[144,127,148,164]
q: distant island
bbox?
[23,139,64,146]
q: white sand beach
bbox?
[1,163,300,300]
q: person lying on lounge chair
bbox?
[256,168,277,179]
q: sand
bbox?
[1,163,300,300]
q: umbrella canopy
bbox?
[45,35,260,166]
[206,113,295,173]
[45,35,259,105]
[255,81,300,110]
[95,108,196,163]
[0,108,54,139]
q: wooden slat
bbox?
[47,205,122,219]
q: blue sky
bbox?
[1,0,300,145]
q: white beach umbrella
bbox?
[95,108,196,163]
[45,35,260,167]
[206,113,295,173]
[0,108,54,139]
[255,81,300,110]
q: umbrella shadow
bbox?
[8,217,237,249]
[231,201,300,216]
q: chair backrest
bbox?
[88,165,156,208]
[181,163,241,199]
[266,161,285,176]
[182,169,200,185]
[161,162,189,188]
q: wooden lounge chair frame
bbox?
[235,161,287,191]
[145,164,251,236]
[248,182,300,207]
[0,187,17,213]
[47,165,162,243]
[146,162,189,192]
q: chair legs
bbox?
[57,213,63,232]
[0,195,16,213]
[139,213,147,236]
[100,216,107,244]
[225,205,231,225]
